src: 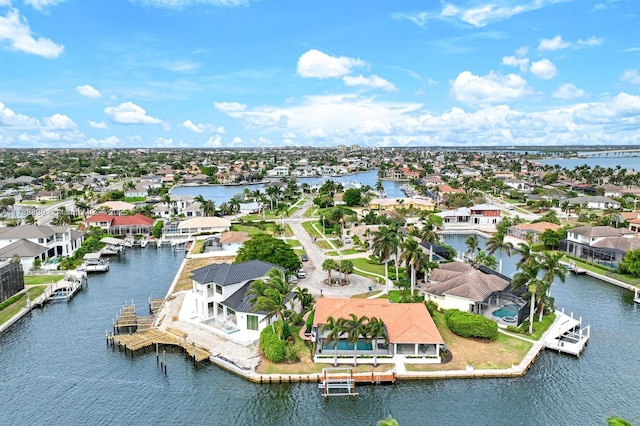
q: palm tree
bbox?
[474,249,498,269]
[322,258,337,284]
[537,251,568,321]
[465,235,479,261]
[389,222,403,287]
[514,242,536,270]
[321,316,346,367]
[339,259,354,285]
[486,232,513,273]
[251,268,293,339]
[344,313,369,366]
[229,196,241,217]
[293,286,314,313]
[371,225,397,293]
[400,237,428,296]
[201,200,216,217]
[366,317,388,367]
[266,185,280,211]
[513,264,544,334]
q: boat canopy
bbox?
[83,252,103,260]
[100,237,125,246]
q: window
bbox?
[227,308,236,317]
[215,285,222,295]
[247,315,259,331]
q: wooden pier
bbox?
[107,302,211,364]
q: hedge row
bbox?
[0,292,24,311]
[445,309,498,341]
[259,323,286,363]
[305,310,315,334]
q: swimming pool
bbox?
[492,304,520,323]
[323,340,373,351]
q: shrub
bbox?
[305,310,315,334]
[425,300,439,316]
[445,309,498,340]
[259,324,285,363]
[0,292,23,310]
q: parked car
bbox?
[288,275,298,284]
[297,269,307,278]
[301,254,308,262]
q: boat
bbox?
[80,252,110,273]
[100,237,126,256]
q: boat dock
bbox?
[107,302,211,364]
[544,309,590,356]
[634,289,640,304]
[81,252,110,273]
[46,271,87,303]
[318,367,396,397]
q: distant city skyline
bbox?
[0,0,638,148]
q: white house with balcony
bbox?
[188,260,283,342]
[0,225,83,270]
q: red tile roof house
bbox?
[84,214,154,235]
[313,298,444,366]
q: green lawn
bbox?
[0,286,47,325]
[351,257,386,276]
[316,240,332,250]
[24,275,64,285]
[303,207,317,218]
[301,221,322,238]
[341,248,365,255]
[285,238,301,248]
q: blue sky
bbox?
[0,0,638,148]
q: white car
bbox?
[297,269,306,278]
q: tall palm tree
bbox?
[465,235,479,261]
[486,232,513,273]
[514,242,536,270]
[322,258,337,284]
[371,225,397,293]
[293,286,314,313]
[400,237,428,296]
[389,222,403,287]
[366,317,388,367]
[266,185,280,211]
[345,313,369,366]
[339,259,354,285]
[321,316,346,367]
[513,264,544,334]
[251,268,292,339]
[537,251,568,321]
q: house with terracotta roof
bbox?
[313,297,444,365]
[505,221,561,246]
[84,214,154,235]
[201,231,250,253]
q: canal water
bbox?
[170,170,407,206]
[1,240,639,425]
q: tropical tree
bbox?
[486,232,513,273]
[322,258,337,284]
[537,251,568,321]
[400,237,428,295]
[474,249,498,269]
[339,259,354,285]
[512,264,545,334]
[293,286,314,314]
[321,316,346,367]
[366,316,388,367]
[251,268,293,340]
[371,225,397,293]
[344,313,369,366]
[465,235,479,261]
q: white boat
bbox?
[81,252,110,273]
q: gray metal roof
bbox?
[222,281,263,314]
[0,225,62,240]
[190,259,280,286]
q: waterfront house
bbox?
[162,217,231,239]
[566,196,620,210]
[84,214,154,236]
[423,262,527,326]
[189,260,284,339]
[505,222,561,246]
[313,297,444,365]
[369,197,435,212]
[561,225,636,268]
[201,231,250,253]
[0,225,83,262]
[95,201,136,215]
[436,203,501,228]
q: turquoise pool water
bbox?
[492,304,520,319]
[324,340,373,351]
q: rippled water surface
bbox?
[1,238,640,425]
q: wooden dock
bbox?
[107,303,211,364]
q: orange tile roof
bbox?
[314,297,443,344]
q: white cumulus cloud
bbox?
[204,134,222,147]
[75,84,101,98]
[620,69,640,84]
[0,8,64,58]
[296,49,365,79]
[24,0,66,11]
[182,120,225,133]
[530,59,558,79]
[86,136,120,147]
[502,55,530,72]
[342,74,397,91]
[104,102,164,125]
[578,36,603,47]
[88,120,108,129]
[130,0,253,8]
[214,101,247,113]
[552,83,586,100]
[538,35,571,51]
[450,71,532,104]
[0,102,40,128]
[44,113,76,129]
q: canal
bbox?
[1,239,639,425]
